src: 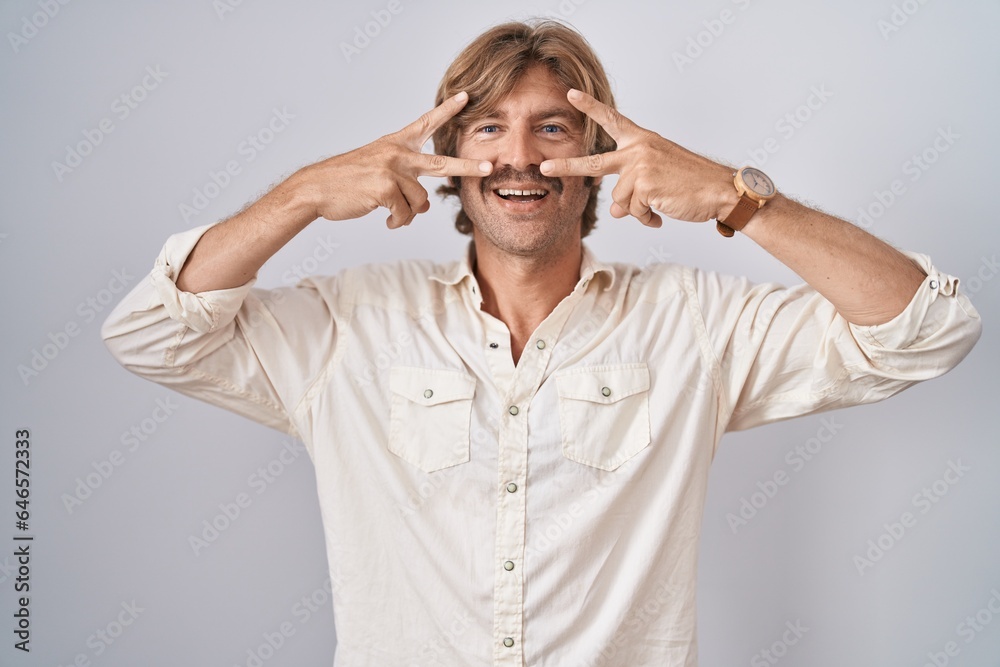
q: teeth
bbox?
[496,188,547,196]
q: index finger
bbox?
[413,152,493,178]
[565,88,641,143]
[399,91,471,147]
[540,151,624,178]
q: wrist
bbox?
[280,167,322,227]
[715,166,777,237]
[739,192,785,237]
[714,168,740,221]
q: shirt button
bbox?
[506,482,518,493]
[929,279,939,289]
[508,406,519,416]
[489,342,499,349]
[601,386,612,397]
[423,389,434,399]
[503,637,515,648]
[536,340,546,350]
[504,560,515,571]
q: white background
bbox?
[1,1,998,665]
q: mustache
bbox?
[480,166,563,195]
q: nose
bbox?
[497,126,544,172]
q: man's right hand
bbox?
[302,91,492,228]
[175,92,490,293]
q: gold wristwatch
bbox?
[716,166,776,237]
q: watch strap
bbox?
[716,194,759,237]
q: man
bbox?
[102,20,980,667]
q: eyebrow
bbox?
[471,106,583,125]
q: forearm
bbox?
[738,193,925,326]
[176,168,317,293]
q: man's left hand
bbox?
[540,89,735,228]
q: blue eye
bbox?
[542,125,561,133]
[479,125,498,134]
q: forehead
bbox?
[481,66,577,119]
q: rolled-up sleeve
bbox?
[101,225,342,441]
[847,251,980,379]
[146,223,257,334]
[690,251,983,432]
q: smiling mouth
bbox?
[494,188,549,203]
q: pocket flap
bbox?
[555,363,649,405]
[390,367,476,406]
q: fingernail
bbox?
[455,91,468,103]
[540,161,552,174]
[479,161,492,173]
[568,89,582,101]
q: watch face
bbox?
[741,167,775,197]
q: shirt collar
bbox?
[427,241,477,288]
[580,243,617,291]
[427,241,617,292]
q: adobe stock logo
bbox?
[877,0,933,40]
[726,416,844,534]
[855,126,959,230]
[340,0,404,63]
[853,459,970,576]
[920,588,1000,667]
[212,0,250,20]
[963,255,999,299]
[187,438,308,556]
[178,107,295,223]
[543,0,590,23]
[51,66,169,182]
[17,268,135,386]
[61,397,180,514]
[745,85,834,169]
[7,0,73,54]
[280,235,341,285]
[750,620,809,667]
[672,0,756,73]
[54,600,144,666]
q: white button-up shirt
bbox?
[102,225,981,666]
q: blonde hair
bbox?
[433,20,616,237]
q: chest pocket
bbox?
[388,367,476,473]
[554,363,651,471]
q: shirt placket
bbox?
[487,278,593,666]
